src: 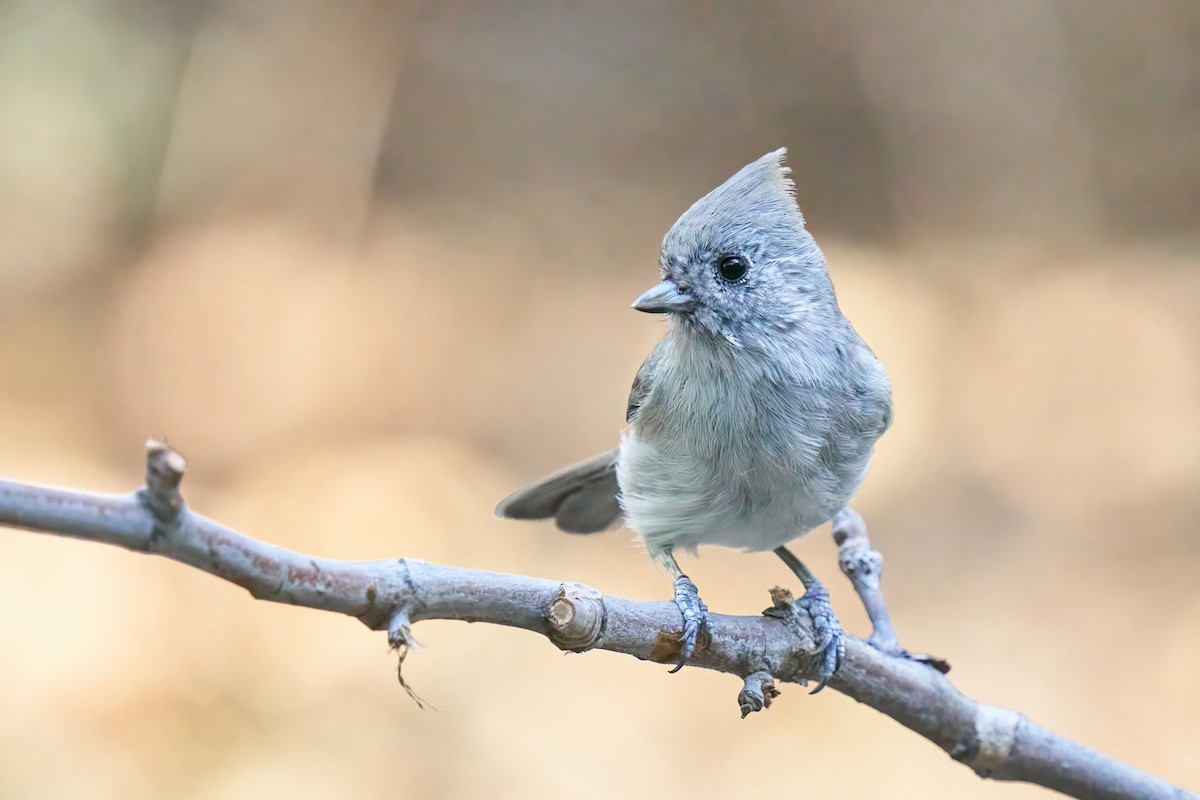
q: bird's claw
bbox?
[867,634,951,674]
[669,575,710,673]
[795,585,844,693]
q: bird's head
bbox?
[632,148,836,348]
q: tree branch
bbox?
[0,442,1192,800]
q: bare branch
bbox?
[0,442,1192,800]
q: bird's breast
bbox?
[616,342,881,552]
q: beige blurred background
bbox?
[1,2,1198,798]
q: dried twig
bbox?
[0,442,1191,800]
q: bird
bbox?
[495,148,894,687]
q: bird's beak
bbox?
[632,280,694,314]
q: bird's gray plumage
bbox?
[497,148,892,559]
[495,450,620,533]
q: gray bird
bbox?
[496,149,894,685]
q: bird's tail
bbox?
[494,450,622,534]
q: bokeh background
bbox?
[1,2,1198,798]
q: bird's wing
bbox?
[495,340,672,533]
[626,339,667,423]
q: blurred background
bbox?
[1,1,1197,797]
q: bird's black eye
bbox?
[716,254,750,283]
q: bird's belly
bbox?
[616,432,863,553]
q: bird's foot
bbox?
[794,584,844,693]
[867,633,951,674]
[669,575,710,673]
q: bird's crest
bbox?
[665,149,805,251]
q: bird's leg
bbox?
[832,508,950,674]
[655,547,710,673]
[773,545,844,692]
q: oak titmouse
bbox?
[497,149,892,683]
